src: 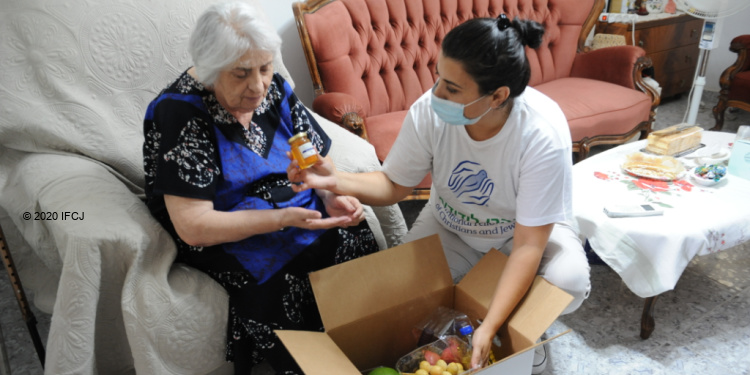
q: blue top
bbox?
[143,71,332,283]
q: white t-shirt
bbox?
[382,87,573,252]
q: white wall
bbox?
[704,6,750,92]
[259,0,315,106]
[258,0,749,106]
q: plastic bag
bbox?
[395,335,470,375]
[413,306,475,347]
[413,306,500,368]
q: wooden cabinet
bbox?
[596,14,703,98]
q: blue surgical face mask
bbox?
[430,79,491,126]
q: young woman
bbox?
[289,15,591,373]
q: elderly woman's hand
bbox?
[318,191,365,227]
[280,193,363,230]
[280,206,350,230]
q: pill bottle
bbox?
[288,132,319,169]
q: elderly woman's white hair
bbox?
[189,1,282,86]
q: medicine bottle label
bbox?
[299,141,316,159]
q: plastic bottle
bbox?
[459,324,474,348]
[457,324,475,369]
[288,132,319,169]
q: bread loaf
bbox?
[645,124,702,156]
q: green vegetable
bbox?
[368,366,400,375]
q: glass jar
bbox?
[288,132,319,169]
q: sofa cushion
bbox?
[535,77,651,142]
[364,110,431,189]
[365,110,408,162]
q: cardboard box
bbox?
[277,234,573,374]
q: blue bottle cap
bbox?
[459,324,473,336]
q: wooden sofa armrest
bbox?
[312,92,369,140]
[633,56,661,113]
[720,35,750,87]
[730,34,750,55]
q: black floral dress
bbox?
[143,70,379,374]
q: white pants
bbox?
[404,206,591,315]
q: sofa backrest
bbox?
[0,0,295,188]
[296,0,601,118]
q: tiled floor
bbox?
[2,92,749,374]
[545,242,750,374]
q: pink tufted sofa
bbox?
[294,0,660,199]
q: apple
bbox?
[441,341,460,363]
[423,349,440,365]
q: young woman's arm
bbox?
[469,222,554,368]
[289,155,414,206]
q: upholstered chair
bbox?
[293,0,660,200]
[713,34,750,131]
[0,0,407,373]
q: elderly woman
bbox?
[142,2,379,373]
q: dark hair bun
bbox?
[512,18,545,49]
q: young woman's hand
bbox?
[287,154,338,193]
[469,322,495,369]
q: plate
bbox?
[623,166,686,181]
[621,152,687,181]
[694,147,731,165]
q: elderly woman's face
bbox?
[213,50,274,116]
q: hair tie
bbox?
[497,14,511,31]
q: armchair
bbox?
[293,0,660,200]
[713,34,750,131]
[0,0,407,374]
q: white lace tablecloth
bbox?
[573,131,750,298]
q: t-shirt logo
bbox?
[448,161,494,206]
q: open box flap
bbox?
[499,329,571,363]
[507,277,573,341]
[276,330,360,375]
[456,249,574,342]
[471,329,572,374]
[309,234,452,331]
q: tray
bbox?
[640,143,706,158]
